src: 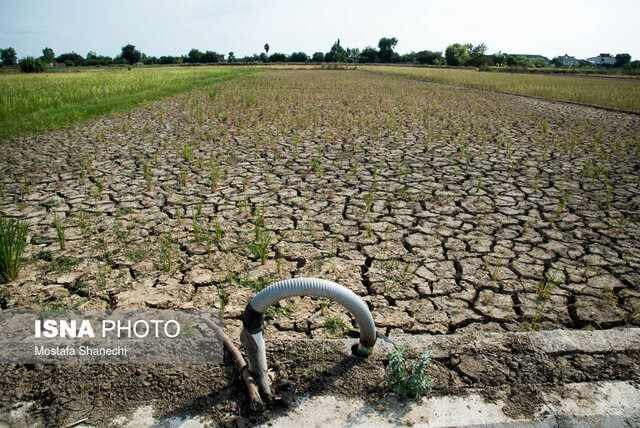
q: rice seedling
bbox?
[210,161,222,191]
[0,215,29,282]
[250,228,272,265]
[525,265,564,331]
[160,231,174,272]
[53,212,65,250]
[192,211,201,241]
[213,217,224,243]
[324,316,346,336]
[142,160,152,190]
[182,143,194,162]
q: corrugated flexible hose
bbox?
[240,277,377,397]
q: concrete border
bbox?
[319,327,640,358]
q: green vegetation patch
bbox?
[364,66,640,112]
[0,66,263,139]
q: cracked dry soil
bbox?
[1,69,639,426]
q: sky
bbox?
[1,0,639,61]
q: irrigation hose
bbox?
[240,277,378,397]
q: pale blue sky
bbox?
[1,0,638,60]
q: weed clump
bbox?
[385,347,433,399]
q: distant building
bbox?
[560,54,580,66]
[586,53,616,66]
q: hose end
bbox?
[353,342,374,357]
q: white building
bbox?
[560,54,580,66]
[586,53,616,66]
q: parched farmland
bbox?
[1,68,640,425]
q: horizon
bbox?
[1,0,639,61]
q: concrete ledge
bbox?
[314,328,640,358]
[261,380,640,427]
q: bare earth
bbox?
[0,69,639,426]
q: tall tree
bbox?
[325,39,346,62]
[615,53,631,68]
[444,43,469,66]
[121,44,141,65]
[1,47,17,65]
[41,47,55,63]
[377,37,398,62]
[264,43,270,55]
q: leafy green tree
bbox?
[311,52,324,62]
[622,60,640,70]
[41,47,55,63]
[325,39,346,62]
[550,56,564,67]
[203,50,220,63]
[268,52,287,62]
[1,47,17,65]
[289,52,308,62]
[492,51,506,66]
[55,52,84,66]
[377,37,398,62]
[445,43,469,66]
[345,47,360,63]
[463,43,487,67]
[358,46,378,63]
[615,53,631,68]
[228,51,235,62]
[187,48,204,63]
[19,56,44,73]
[264,43,269,56]
[416,50,442,65]
[158,56,178,64]
[121,44,142,65]
[467,43,487,57]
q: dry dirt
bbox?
[1,69,639,426]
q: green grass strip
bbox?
[363,66,640,112]
[0,66,264,140]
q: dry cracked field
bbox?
[1,69,640,341]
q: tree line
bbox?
[1,39,637,73]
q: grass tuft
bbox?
[0,215,29,282]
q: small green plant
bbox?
[196,197,204,215]
[211,159,222,191]
[250,229,272,265]
[526,265,564,331]
[192,211,201,241]
[0,216,29,282]
[143,160,152,190]
[265,302,296,318]
[385,347,433,399]
[94,179,103,199]
[182,143,194,161]
[160,231,174,271]
[324,316,346,336]
[365,191,375,213]
[53,212,65,250]
[213,217,224,243]
[555,191,571,216]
